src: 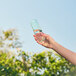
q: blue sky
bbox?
[0,0,76,53]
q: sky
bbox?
[0,0,76,53]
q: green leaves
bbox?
[0,29,76,76]
[31,50,76,76]
[0,49,75,76]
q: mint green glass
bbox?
[31,19,45,42]
[31,19,42,34]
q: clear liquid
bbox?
[33,29,42,34]
[31,19,45,42]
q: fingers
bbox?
[33,33,53,48]
[33,35,50,48]
[33,32,48,42]
[33,35,44,44]
[34,32,48,38]
[34,37,44,45]
[35,32,44,37]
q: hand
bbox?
[33,32,55,49]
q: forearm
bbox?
[52,42,76,65]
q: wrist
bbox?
[51,41,57,50]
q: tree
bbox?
[0,29,31,76]
[31,50,75,76]
[0,29,76,76]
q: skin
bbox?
[33,32,76,65]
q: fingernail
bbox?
[33,35,35,37]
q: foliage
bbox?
[0,29,76,76]
[31,50,75,76]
